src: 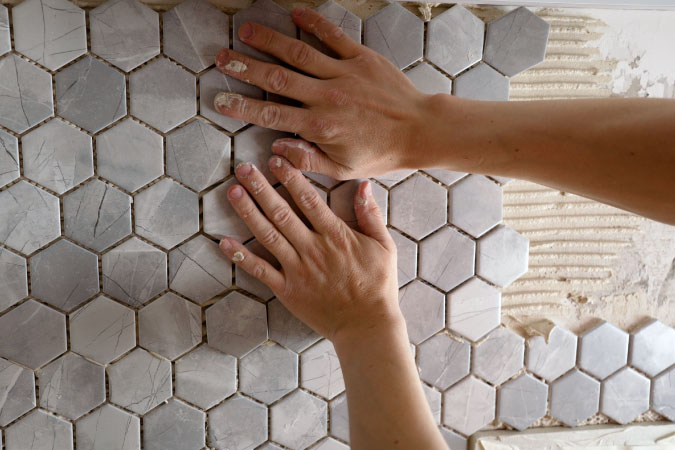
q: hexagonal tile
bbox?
[0,5,9,56]
[203,177,254,243]
[301,1,361,56]
[301,340,344,400]
[448,175,503,238]
[419,227,475,292]
[268,298,321,353]
[233,0,296,64]
[578,321,629,380]
[653,366,675,421]
[440,427,467,450]
[235,239,277,300]
[364,3,423,70]
[442,376,495,435]
[144,399,205,450]
[134,178,199,249]
[447,278,501,343]
[423,383,442,424]
[30,239,99,312]
[271,390,328,449]
[405,62,452,95]
[0,300,66,369]
[472,327,524,385]
[4,409,72,450]
[206,291,268,357]
[90,0,160,72]
[476,225,528,288]
[208,394,267,450]
[102,237,167,307]
[312,438,349,450]
[0,248,28,312]
[424,169,467,186]
[130,57,196,132]
[239,342,298,404]
[96,118,163,192]
[389,228,417,287]
[630,319,675,377]
[233,126,291,185]
[167,119,231,192]
[163,0,229,73]
[175,345,237,410]
[390,174,446,240]
[330,179,388,229]
[550,369,600,427]
[399,280,445,345]
[169,235,232,305]
[497,373,548,431]
[483,7,550,77]
[418,333,470,390]
[375,169,416,188]
[108,348,172,415]
[76,404,140,450]
[526,326,577,382]
[329,393,349,443]
[454,63,510,102]
[70,295,136,365]
[139,293,201,360]
[13,0,86,70]
[0,357,35,427]
[0,54,53,133]
[63,179,132,252]
[55,55,127,133]
[426,5,484,77]
[600,367,650,424]
[0,128,19,188]
[0,180,60,254]
[39,352,105,419]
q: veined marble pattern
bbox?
[0,5,10,56]
[0,129,19,188]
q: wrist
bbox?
[331,307,408,357]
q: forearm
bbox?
[333,315,448,450]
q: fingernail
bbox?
[239,22,254,40]
[271,140,289,157]
[229,185,244,199]
[293,7,306,17]
[236,162,253,178]
[269,156,283,170]
[219,238,232,250]
[214,92,243,110]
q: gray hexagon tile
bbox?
[578,321,629,380]
[268,298,321,353]
[63,179,132,252]
[175,345,237,410]
[233,0,296,64]
[526,325,577,382]
[39,352,105,420]
[97,118,163,192]
[426,5,484,77]
[235,239,277,300]
[484,7,550,77]
[390,173,446,240]
[55,55,127,134]
[375,169,416,188]
[472,327,525,386]
[454,63,510,102]
[0,299,66,369]
[449,175,503,238]
[76,404,140,450]
[550,369,600,427]
[600,367,650,424]
[259,443,284,450]
[0,5,9,56]
[0,357,35,426]
[364,3,423,70]
[70,295,136,365]
[134,178,199,249]
[144,399,206,450]
[329,393,349,443]
[139,293,201,360]
[108,348,172,415]
[163,0,229,73]
[423,383,442,424]
[4,409,73,450]
[203,177,254,243]
[102,237,167,307]
[653,366,675,421]
[476,225,529,287]
[447,277,501,342]
[405,62,452,95]
[239,342,298,404]
[301,340,344,400]
[442,376,495,435]
[0,248,28,312]
[390,228,417,287]
[301,1,361,57]
[330,179,388,229]
[399,280,445,345]
[169,235,232,304]
[424,169,467,186]
[312,438,349,450]
[417,333,470,390]
[497,373,548,431]
[13,0,86,70]
[0,54,54,133]
[167,119,231,192]
[130,57,196,132]
[0,129,19,188]
[206,291,268,357]
[271,389,328,449]
[440,427,467,450]
[30,239,99,312]
[208,394,267,450]
[233,126,291,185]
[90,0,160,72]
[419,226,475,292]
[630,319,675,377]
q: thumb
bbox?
[354,180,391,247]
[271,138,345,180]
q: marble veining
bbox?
[0,130,19,188]
[175,345,237,410]
[0,357,35,427]
[271,389,328,449]
[472,327,525,385]
[208,394,268,450]
[390,173,446,240]
[0,5,9,56]
[364,3,423,70]
[419,226,476,292]
[399,280,445,345]
[301,339,345,400]
[206,291,268,358]
[417,334,471,390]
[0,248,28,312]
[442,376,495,436]
[268,298,321,353]
[75,404,140,450]
[143,399,206,450]
[4,409,73,450]
[426,6,484,77]
[497,373,548,431]
[239,342,298,404]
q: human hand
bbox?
[218,156,402,341]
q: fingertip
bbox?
[292,7,306,18]
[227,184,244,200]
[239,22,254,40]
[355,180,371,209]
[268,155,284,171]
[219,237,232,251]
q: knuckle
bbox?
[268,68,288,93]
[260,104,281,128]
[323,88,348,106]
[299,189,322,210]
[289,42,313,67]
[260,228,280,247]
[309,117,336,141]
[271,206,292,227]
[253,263,267,280]
[239,205,257,219]
[262,29,275,50]
[329,222,349,245]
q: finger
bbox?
[234,162,312,248]
[292,7,363,59]
[219,237,284,293]
[271,138,347,180]
[216,49,323,104]
[226,183,297,264]
[354,181,392,248]
[236,21,345,78]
